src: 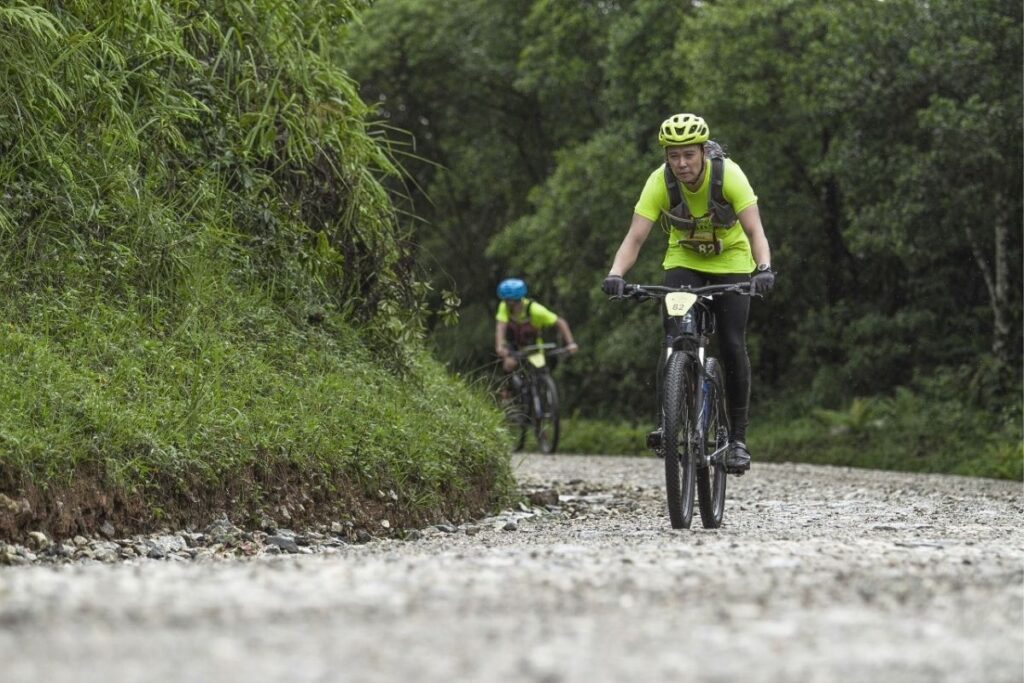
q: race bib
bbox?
[678,237,723,255]
[665,292,697,317]
[677,218,722,255]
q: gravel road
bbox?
[1,454,1022,683]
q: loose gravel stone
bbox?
[0,455,1020,683]
[266,535,300,553]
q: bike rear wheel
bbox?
[696,357,729,529]
[532,372,560,454]
[662,351,696,529]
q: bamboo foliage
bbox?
[0,0,417,352]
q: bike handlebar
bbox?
[510,343,573,358]
[613,282,756,301]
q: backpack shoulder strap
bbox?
[708,155,737,227]
[709,156,726,207]
[663,164,690,218]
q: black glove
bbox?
[601,274,625,296]
[750,268,775,295]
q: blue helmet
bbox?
[496,278,527,301]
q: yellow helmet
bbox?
[658,113,709,147]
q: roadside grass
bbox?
[751,389,1023,481]
[0,2,516,541]
[0,287,514,539]
[548,418,648,456]
[546,392,1021,482]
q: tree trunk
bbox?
[964,200,1013,369]
[990,203,1012,368]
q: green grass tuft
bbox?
[751,386,1022,481]
[0,1,514,539]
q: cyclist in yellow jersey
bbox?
[601,113,775,475]
[495,278,578,373]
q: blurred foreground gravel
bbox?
[1,454,1022,683]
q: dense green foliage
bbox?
[556,418,648,458]
[756,387,1023,481]
[350,0,1022,478]
[0,0,512,537]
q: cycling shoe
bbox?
[646,428,664,457]
[724,441,751,475]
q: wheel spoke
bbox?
[696,358,729,529]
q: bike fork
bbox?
[693,366,711,468]
[532,383,544,422]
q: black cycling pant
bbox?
[659,267,751,443]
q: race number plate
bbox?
[527,351,547,368]
[665,292,697,317]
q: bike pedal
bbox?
[723,441,751,476]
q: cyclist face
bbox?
[665,145,704,187]
[505,299,524,313]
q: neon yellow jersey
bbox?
[634,158,758,274]
[495,298,558,328]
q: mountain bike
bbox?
[502,343,569,454]
[613,282,754,529]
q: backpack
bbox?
[504,300,539,348]
[661,141,737,243]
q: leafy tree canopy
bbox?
[350,0,1022,418]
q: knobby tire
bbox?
[663,351,696,529]
[533,372,560,454]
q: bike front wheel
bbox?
[696,357,730,529]
[662,351,696,529]
[532,372,560,454]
